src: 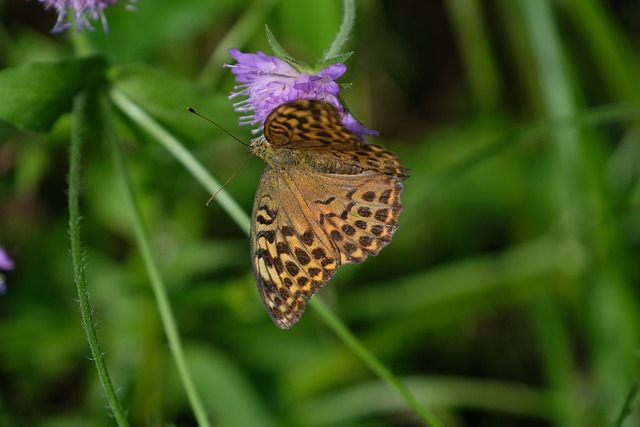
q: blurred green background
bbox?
[1,0,639,426]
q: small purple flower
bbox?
[225,48,378,137]
[0,247,13,296]
[225,49,300,129]
[0,248,13,271]
[36,0,134,33]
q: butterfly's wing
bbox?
[265,99,409,179]
[250,164,404,329]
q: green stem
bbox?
[102,97,212,427]
[322,0,356,60]
[312,299,444,427]
[611,381,639,427]
[109,89,251,233]
[68,93,130,427]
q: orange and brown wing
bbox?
[264,99,409,179]
[264,99,359,150]
[250,165,404,329]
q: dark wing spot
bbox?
[316,196,335,205]
[297,276,310,287]
[362,191,376,202]
[295,248,311,266]
[355,220,367,230]
[281,226,295,237]
[256,248,272,267]
[342,224,356,236]
[308,267,321,277]
[374,208,389,222]
[273,257,284,274]
[379,189,392,204]
[357,206,372,218]
[311,247,327,259]
[330,229,343,242]
[256,215,273,225]
[321,258,334,267]
[370,224,384,236]
[285,261,300,276]
[340,202,355,220]
[259,230,276,243]
[344,242,358,254]
[359,235,373,247]
[301,230,315,246]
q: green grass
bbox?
[1,0,639,426]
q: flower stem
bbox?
[323,0,356,61]
[102,96,212,427]
[109,89,251,233]
[68,93,130,427]
[311,299,444,427]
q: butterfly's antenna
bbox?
[187,107,250,147]
[205,154,254,206]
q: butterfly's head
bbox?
[249,135,269,159]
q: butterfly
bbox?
[249,99,408,329]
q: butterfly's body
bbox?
[249,99,408,329]
[252,137,376,176]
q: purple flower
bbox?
[0,247,13,296]
[225,48,378,137]
[36,0,133,33]
[0,248,13,271]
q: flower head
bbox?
[225,48,378,138]
[36,0,133,33]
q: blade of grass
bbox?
[312,299,444,427]
[322,0,355,61]
[611,381,639,427]
[523,1,640,423]
[102,96,212,427]
[110,88,251,234]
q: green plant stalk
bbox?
[110,89,440,425]
[322,0,355,61]
[611,380,639,427]
[312,299,444,427]
[520,1,581,425]
[102,97,212,427]
[68,93,130,427]
[110,89,251,233]
[444,0,500,112]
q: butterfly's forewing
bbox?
[264,99,359,150]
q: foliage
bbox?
[1,0,639,426]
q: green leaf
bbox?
[0,56,109,132]
[264,24,311,72]
[264,24,292,60]
[315,51,353,72]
